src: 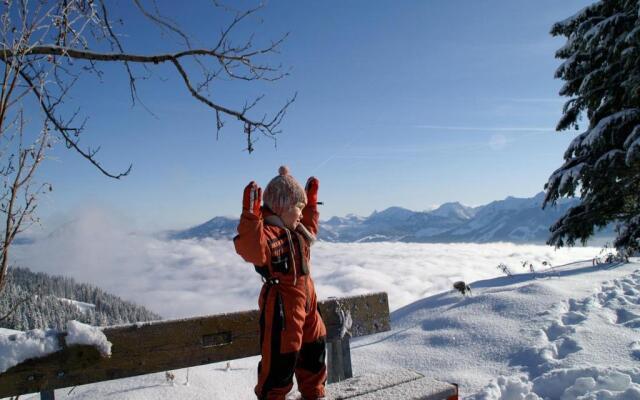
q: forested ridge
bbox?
[0,267,161,331]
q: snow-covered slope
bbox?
[18,255,640,400]
[353,259,640,399]
[57,298,96,313]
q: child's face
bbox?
[280,202,305,230]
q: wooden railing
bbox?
[0,292,391,399]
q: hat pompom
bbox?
[263,166,306,215]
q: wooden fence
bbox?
[0,292,390,399]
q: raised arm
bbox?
[234,182,268,265]
[301,177,320,236]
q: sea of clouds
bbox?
[13,207,602,319]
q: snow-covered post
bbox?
[0,321,111,400]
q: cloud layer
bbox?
[13,208,602,318]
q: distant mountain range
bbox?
[168,192,615,244]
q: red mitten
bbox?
[242,181,262,216]
[305,177,319,206]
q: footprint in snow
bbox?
[553,337,582,360]
[543,321,575,341]
[568,298,593,313]
[616,308,640,325]
[605,272,640,326]
[596,270,640,359]
[535,315,583,372]
[631,341,640,361]
[562,311,587,326]
[522,270,640,378]
[596,289,613,301]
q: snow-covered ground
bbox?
[7,244,640,399]
[356,259,640,399]
[58,298,96,313]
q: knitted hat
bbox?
[263,166,307,215]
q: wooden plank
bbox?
[327,369,424,399]
[0,292,390,398]
[326,369,458,400]
[345,377,457,400]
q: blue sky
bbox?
[35,0,592,231]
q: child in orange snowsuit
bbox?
[234,166,327,400]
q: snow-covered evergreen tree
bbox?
[543,0,640,253]
[0,267,161,330]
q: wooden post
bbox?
[326,337,352,384]
[40,390,55,400]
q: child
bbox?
[234,166,327,400]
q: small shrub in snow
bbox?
[592,246,630,265]
[497,263,513,277]
[165,371,175,385]
[521,261,535,273]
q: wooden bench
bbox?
[0,292,458,399]
[327,368,458,400]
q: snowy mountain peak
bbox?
[429,202,476,220]
[368,206,414,221]
[484,192,546,212]
[325,214,366,227]
[166,216,237,240]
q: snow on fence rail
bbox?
[0,292,390,399]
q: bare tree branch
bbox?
[0,0,294,293]
[0,44,284,69]
[132,0,192,49]
[18,69,132,178]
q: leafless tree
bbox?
[0,0,294,291]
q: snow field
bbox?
[464,264,640,399]
[58,298,97,313]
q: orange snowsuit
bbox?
[234,204,327,400]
